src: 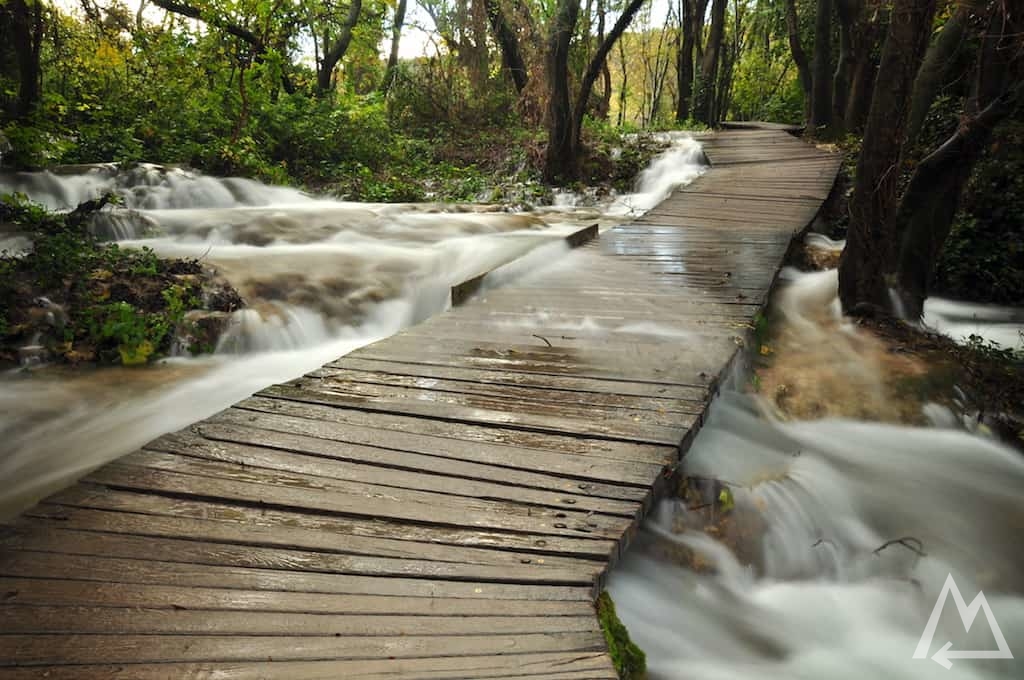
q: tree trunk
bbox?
[904,7,967,149]
[695,0,726,125]
[844,50,876,131]
[675,0,696,122]
[381,0,408,93]
[10,0,43,118]
[784,0,812,122]
[317,0,363,94]
[810,0,833,132]
[544,0,581,182]
[893,90,1017,318]
[831,0,858,135]
[838,0,938,315]
[485,0,528,93]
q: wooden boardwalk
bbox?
[0,130,840,678]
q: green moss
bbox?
[596,591,647,680]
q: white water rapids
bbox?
[0,135,707,518]
[609,259,1024,679]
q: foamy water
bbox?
[609,246,1024,679]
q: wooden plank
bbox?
[43,485,622,558]
[77,464,631,540]
[144,430,643,513]
[2,524,602,585]
[0,632,608,665]
[232,397,678,466]
[21,504,607,573]
[0,652,617,680]
[211,403,667,489]
[0,578,596,616]
[261,383,691,447]
[0,550,593,600]
[325,356,707,401]
[0,606,602,636]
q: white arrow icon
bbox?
[915,574,1014,670]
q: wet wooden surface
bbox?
[0,130,840,678]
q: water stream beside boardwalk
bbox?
[2,136,1022,677]
[0,134,706,519]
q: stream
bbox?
[608,265,1024,679]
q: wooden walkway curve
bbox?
[0,129,841,678]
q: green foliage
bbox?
[0,197,214,365]
[932,119,1024,304]
[596,591,647,680]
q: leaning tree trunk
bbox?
[695,0,726,125]
[838,0,938,315]
[784,0,813,122]
[810,0,833,132]
[485,0,529,93]
[571,0,647,147]
[544,0,581,182]
[904,6,968,149]
[316,0,363,94]
[892,92,1017,317]
[676,0,696,122]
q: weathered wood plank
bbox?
[0,652,617,680]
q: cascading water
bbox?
[608,249,1024,679]
[0,135,710,519]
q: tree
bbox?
[838,0,938,314]
[380,0,408,93]
[675,0,697,121]
[544,0,648,181]
[4,0,45,118]
[314,0,364,93]
[694,0,726,125]
[891,5,1023,317]
[809,0,832,130]
[784,0,812,121]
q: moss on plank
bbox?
[596,590,647,679]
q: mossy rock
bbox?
[596,591,647,679]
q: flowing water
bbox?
[608,255,1024,679]
[0,136,707,518]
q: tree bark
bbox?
[838,0,938,315]
[695,0,726,125]
[544,0,581,182]
[831,0,859,135]
[10,0,43,118]
[381,0,408,94]
[810,0,833,131]
[675,0,695,121]
[485,0,528,93]
[904,6,967,149]
[892,90,1018,317]
[316,0,363,94]
[784,0,813,122]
